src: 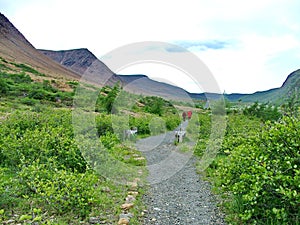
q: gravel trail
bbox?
[135,121,225,225]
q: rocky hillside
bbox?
[0,13,81,80]
[39,48,99,75]
[39,49,192,100]
[0,12,33,48]
[39,48,121,86]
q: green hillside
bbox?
[232,69,300,104]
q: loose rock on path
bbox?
[136,121,226,225]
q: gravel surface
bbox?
[136,121,226,225]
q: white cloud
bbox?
[193,34,300,93]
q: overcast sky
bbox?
[1,0,300,93]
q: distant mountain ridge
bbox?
[39,47,300,104]
[0,12,299,104]
[224,69,300,104]
[39,49,193,100]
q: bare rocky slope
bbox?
[38,48,121,86]
[0,13,80,80]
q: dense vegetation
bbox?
[196,100,300,224]
[1,57,299,224]
[0,59,74,110]
[0,59,181,224]
[0,110,137,224]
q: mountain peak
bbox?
[39,48,101,75]
[0,13,34,48]
[0,13,80,79]
[281,69,300,88]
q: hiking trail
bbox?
[135,121,226,225]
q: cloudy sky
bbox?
[1,0,300,93]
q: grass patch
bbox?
[10,62,45,76]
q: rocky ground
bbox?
[135,121,226,225]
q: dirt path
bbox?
[135,122,225,225]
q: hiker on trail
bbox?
[182,111,187,121]
[187,111,192,120]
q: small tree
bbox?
[103,83,121,114]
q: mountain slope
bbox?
[0,13,80,80]
[227,69,300,104]
[39,48,300,103]
[39,48,98,75]
[1,12,298,104]
[39,49,193,100]
[39,48,121,86]
[119,74,192,100]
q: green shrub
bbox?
[0,110,87,172]
[129,115,151,135]
[0,79,9,95]
[12,63,45,76]
[95,114,113,136]
[243,102,281,122]
[212,116,300,224]
[0,70,74,106]
[19,97,38,106]
[138,96,177,116]
[191,113,211,156]
[18,162,100,217]
[100,132,120,149]
[148,117,166,135]
[219,114,261,155]
[164,113,181,130]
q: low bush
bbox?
[0,109,140,222]
[18,162,100,217]
[211,115,300,224]
[243,102,281,122]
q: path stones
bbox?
[88,217,101,224]
[126,195,136,203]
[121,203,134,210]
[127,181,138,191]
[118,217,129,225]
[117,177,142,224]
[128,191,139,196]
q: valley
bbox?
[0,12,299,225]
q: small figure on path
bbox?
[175,127,186,143]
[124,127,137,141]
[182,111,187,121]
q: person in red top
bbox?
[187,111,192,120]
